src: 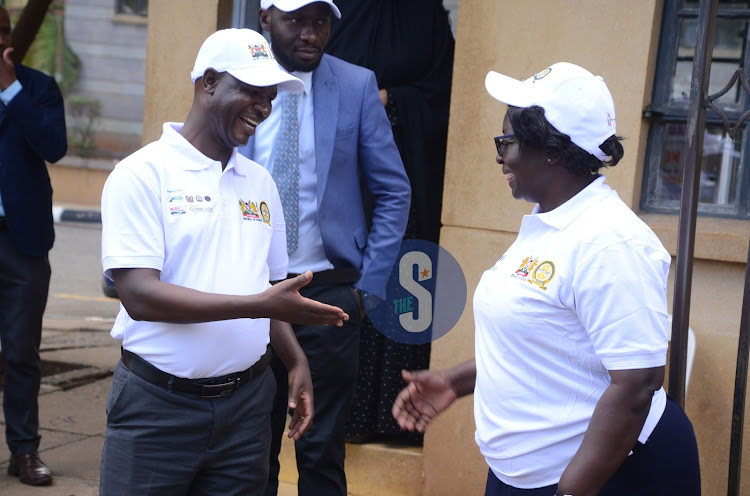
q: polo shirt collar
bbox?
[161,122,247,175]
[531,175,611,230]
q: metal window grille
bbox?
[642,0,750,219]
[661,1,750,494]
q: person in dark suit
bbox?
[326,0,455,446]
[0,4,67,487]
[239,1,411,494]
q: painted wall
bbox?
[141,0,233,145]
[64,0,147,157]
[425,1,750,495]
[142,1,750,495]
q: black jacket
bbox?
[0,63,67,256]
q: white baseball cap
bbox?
[260,0,342,18]
[190,28,305,94]
[485,62,616,161]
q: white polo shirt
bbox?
[473,175,670,489]
[101,123,288,379]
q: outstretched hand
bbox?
[265,271,349,326]
[0,47,16,90]
[392,369,458,433]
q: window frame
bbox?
[115,0,148,17]
[642,0,750,219]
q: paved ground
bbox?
[0,317,118,495]
[0,217,301,495]
[0,317,301,495]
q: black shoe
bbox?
[7,452,53,486]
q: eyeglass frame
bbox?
[493,134,516,156]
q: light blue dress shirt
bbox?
[253,70,334,274]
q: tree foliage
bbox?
[8,0,79,93]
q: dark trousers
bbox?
[484,396,701,496]
[265,284,362,496]
[0,229,50,456]
[100,361,276,495]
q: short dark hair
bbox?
[506,106,624,177]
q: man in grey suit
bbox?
[239,1,410,494]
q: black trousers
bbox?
[265,283,362,496]
[0,229,50,455]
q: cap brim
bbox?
[267,0,341,18]
[485,71,535,108]
[228,68,305,94]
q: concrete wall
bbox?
[424,1,750,495]
[48,157,116,208]
[142,1,750,495]
[141,0,233,145]
[64,0,146,157]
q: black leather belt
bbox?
[287,267,360,288]
[121,346,271,398]
[0,217,7,231]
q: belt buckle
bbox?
[200,379,238,398]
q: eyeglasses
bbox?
[494,134,516,156]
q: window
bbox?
[642,0,750,218]
[116,0,148,17]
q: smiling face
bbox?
[496,113,554,206]
[260,3,331,73]
[206,71,277,149]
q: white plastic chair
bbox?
[667,314,696,396]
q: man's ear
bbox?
[259,8,272,32]
[202,69,220,94]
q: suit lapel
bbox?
[312,56,337,203]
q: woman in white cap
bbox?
[392,62,701,496]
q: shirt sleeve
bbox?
[0,80,22,104]
[572,240,671,370]
[266,180,288,281]
[101,163,166,279]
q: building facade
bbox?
[142,1,748,495]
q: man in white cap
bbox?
[238,1,411,495]
[98,28,350,495]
